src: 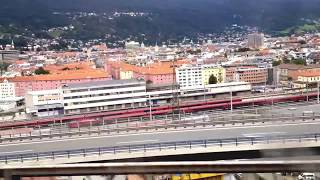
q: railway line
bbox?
[0,91,319,131]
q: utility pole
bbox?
[306,81,309,102]
[148,94,152,121]
[203,84,206,101]
[230,88,233,113]
[317,81,320,104]
[171,56,180,121]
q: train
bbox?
[0,92,318,130]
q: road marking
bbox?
[243,132,286,137]
[0,150,33,155]
[117,139,158,145]
[1,121,320,148]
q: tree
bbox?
[292,58,306,65]
[0,62,10,76]
[34,67,50,75]
[208,75,218,84]
[272,61,281,66]
[146,80,153,84]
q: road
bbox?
[0,120,319,156]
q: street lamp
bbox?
[306,80,309,102]
[203,84,206,102]
[230,87,233,113]
[317,81,320,104]
[148,94,152,121]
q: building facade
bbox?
[176,64,226,88]
[176,64,203,88]
[247,33,264,49]
[202,65,225,85]
[25,89,64,117]
[62,79,147,115]
[0,79,15,99]
[8,71,110,97]
[105,60,180,85]
[226,66,268,85]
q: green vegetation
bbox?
[0,62,11,75]
[48,30,64,38]
[292,58,306,65]
[236,48,251,52]
[208,75,218,85]
[279,23,320,35]
[0,62,10,71]
[272,61,281,67]
[35,67,50,75]
[62,67,71,71]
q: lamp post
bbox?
[317,81,320,104]
[230,88,233,113]
[203,84,206,102]
[306,80,309,102]
[148,94,152,121]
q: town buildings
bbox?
[225,66,268,85]
[105,60,189,85]
[62,79,147,115]
[3,62,110,97]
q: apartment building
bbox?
[176,64,226,88]
[226,66,268,85]
[176,64,203,88]
[0,79,15,99]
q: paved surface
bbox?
[262,102,320,116]
[0,120,320,156]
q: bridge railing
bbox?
[0,112,319,144]
[0,133,319,164]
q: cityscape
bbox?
[2,0,320,180]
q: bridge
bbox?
[0,102,320,164]
[0,101,320,180]
[2,161,320,180]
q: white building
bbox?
[176,64,226,89]
[0,79,15,99]
[25,89,64,117]
[247,33,264,49]
[63,79,147,115]
[176,64,203,88]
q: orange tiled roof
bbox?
[10,69,108,82]
[109,60,190,75]
[45,62,94,72]
[15,60,28,65]
[295,71,320,77]
[54,52,78,58]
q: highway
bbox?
[0,89,318,130]
[1,99,319,137]
[0,101,319,143]
[1,120,320,156]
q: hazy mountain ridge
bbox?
[1,0,320,42]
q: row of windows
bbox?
[64,90,145,100]
[68,84,143,93]
[64,95,146,106]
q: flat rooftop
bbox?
[63,79,145,89]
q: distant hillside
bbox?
[1,0,320,42]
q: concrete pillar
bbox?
[3,170,20,180]
[241,174,260,180]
